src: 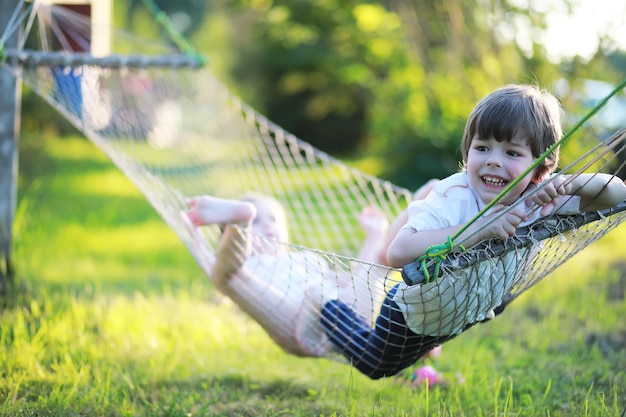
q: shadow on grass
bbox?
[146,374,337,416]
[7,373,340,417]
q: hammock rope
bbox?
[139,0,206,66]
[2,2,626,379]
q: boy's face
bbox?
[466,133,538,205]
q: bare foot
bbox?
[187,196,256,226]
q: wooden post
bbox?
[0,0,22,289]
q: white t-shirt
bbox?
[393,172,581,336]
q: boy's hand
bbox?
[475,204,527,241]
[525,175,571,216]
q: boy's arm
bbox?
[387,225,467,268]
[379,180,440,265]
[386,204,528,268]
[380,209,408,265]
[568,173,626,211]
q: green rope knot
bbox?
[416,236,462,284]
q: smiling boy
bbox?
[387,84,626,267]
[322,84,626,379]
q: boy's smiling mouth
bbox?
[481,175,507,187]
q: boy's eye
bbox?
[475,145,488,152]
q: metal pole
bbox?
[0,0,22,289]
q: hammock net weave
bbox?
[2,3,626,379]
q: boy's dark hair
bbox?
[461,84,562,182]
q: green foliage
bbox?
[17,0,623,191]
[183,0,586,189]
[218,1,396,155]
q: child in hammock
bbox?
[320,84,626,379]
[184,193,391,357]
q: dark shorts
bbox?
[320,285,453,379]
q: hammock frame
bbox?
[2,49,203,68]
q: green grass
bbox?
[2,135,625,416]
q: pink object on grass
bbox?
[413,365,439,387]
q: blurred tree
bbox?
[217,1,393,155]
[15,0,621,191]
[206,0,568,189]
[372,0,563,187]
[124,0,625,186]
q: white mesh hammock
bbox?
[2,3,626,379]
